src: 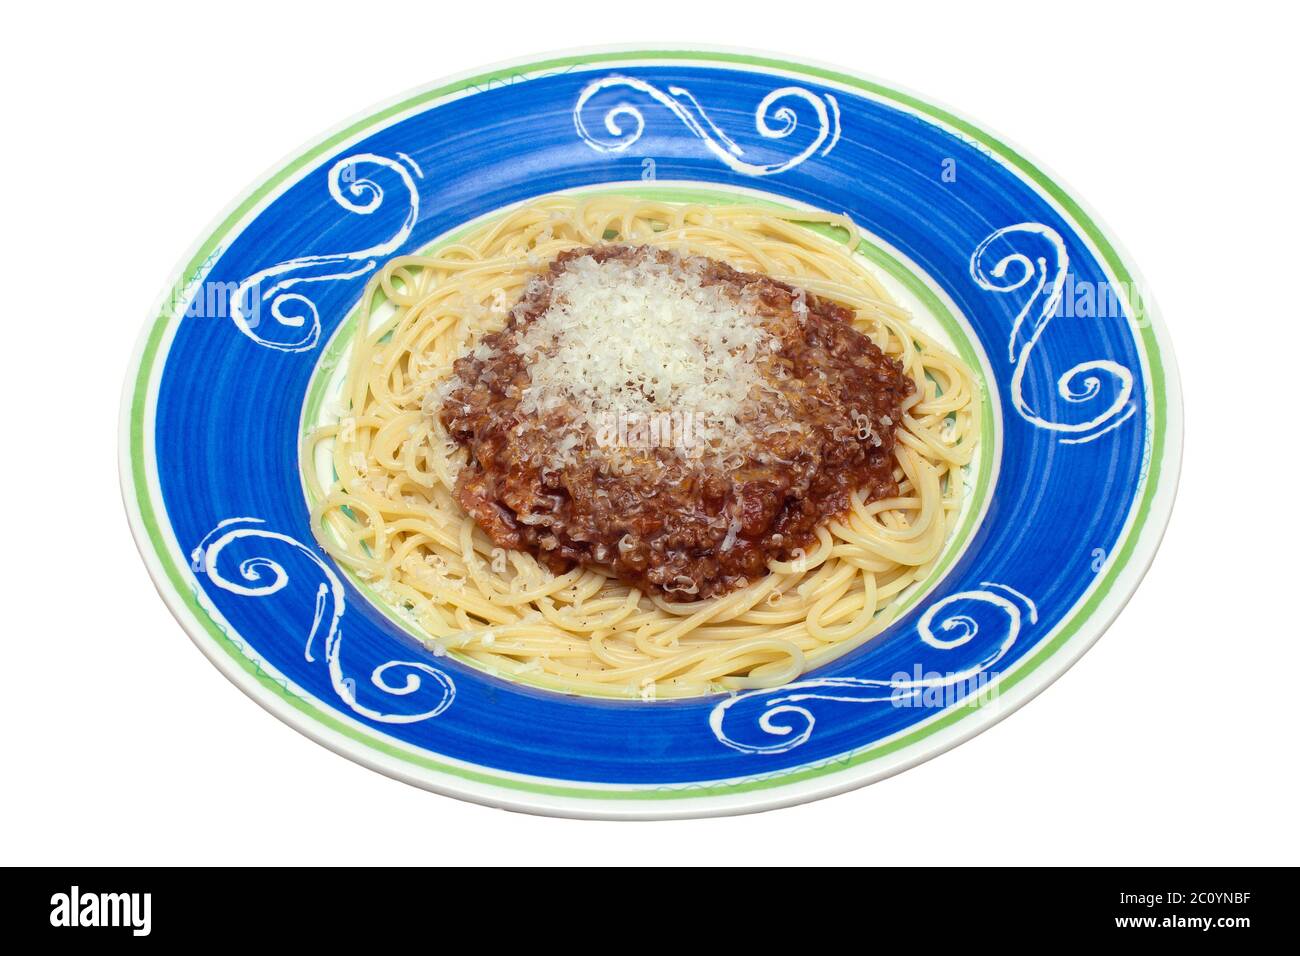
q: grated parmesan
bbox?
[507,253,783,461]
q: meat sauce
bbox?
[438,245,914,601]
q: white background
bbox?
[3,1,1297,866]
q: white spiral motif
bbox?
[230,152,423,352]
[574,75,841,176]
[709,583,1036,755]
[194,517,454,724]
[970,223,1135,444]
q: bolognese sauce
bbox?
[436,245,914,601]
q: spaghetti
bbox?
[304,194,979,699]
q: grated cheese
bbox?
[509,253,782,460]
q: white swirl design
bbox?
[194,517,454,724]
[230,153,423,352]
[574,75,840,176]
[970,223,1135,444]
[709,583,1037,754]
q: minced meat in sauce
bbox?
[438,245,914,601]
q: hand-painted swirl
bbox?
[194,517,454,723]
[574,75,841,176]
[970,223,1135,444]
[230,153,423,352]
[709,583,1037,754]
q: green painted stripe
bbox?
[126,50,1170,803]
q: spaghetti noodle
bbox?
[303,194,979,699]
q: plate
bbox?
[120,47,1182,818]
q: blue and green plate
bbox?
[120,48,1182,818]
